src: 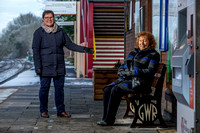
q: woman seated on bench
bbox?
[97,31,160,126]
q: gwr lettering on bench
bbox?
[123,63,167,128]
[138,103,157,121]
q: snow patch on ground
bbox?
[0,89,18,103]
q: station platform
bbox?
[0,66,176,133]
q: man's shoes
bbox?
[97,120,113,126]
[40,112,49,118]
[57,112,71,118]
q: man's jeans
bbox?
[39,75,65,113]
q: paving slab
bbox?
[0,67,176,133]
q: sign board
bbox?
[45,1,76,15]
[56,21,74,26]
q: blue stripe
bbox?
[119,64,124,69]
[142,57,150,61]
[148,68,152,74]
[159,0,162,51]
[150,60,159,64]
[137,54,142,57]
[124,64,127,69]
[119,64,124,67]
[164,0,169,51]
[133,66,140,76]
[120,83,132,89]
[128,55,134,59]
[111,82,116,85]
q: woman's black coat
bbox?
[32,26,85,76]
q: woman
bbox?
[32,10,93,118]
[97,31,160,126]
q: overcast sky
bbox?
[0,0,45,34]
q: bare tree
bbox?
[0,13,42,59]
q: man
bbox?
[32,10,93,118]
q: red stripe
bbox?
[96,51,124,53]
[94,3,125,6]
[93,59,123,61]
[93,64,116,66]
[96,48,124,50]
[96,44,124,46]
[96,55,124,58]
[95,40,124,42]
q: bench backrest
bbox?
[151,63,166,98]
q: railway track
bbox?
[0,60,14,72]
[0,60,33,84]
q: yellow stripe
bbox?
[93,28,96,60]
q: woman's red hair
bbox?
[135,31,157,49]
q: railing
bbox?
[93,28,96,60]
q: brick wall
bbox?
[125,0,153,58]
[125,30,135,58]
[125,0,136,58]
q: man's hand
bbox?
[84,47,94,54]
[35,69,42,75]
